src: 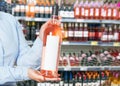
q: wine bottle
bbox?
[40,3,62,78]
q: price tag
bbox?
[91,41,98,45]
[64,66,71,71]
[113,42,120,46]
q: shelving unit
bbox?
[15,17,120,24]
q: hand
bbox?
[39,17,61,41]
[28,68,61,82]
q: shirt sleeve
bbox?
[16,20,43,77]
[0,13,43,84]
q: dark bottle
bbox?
[63,23,68,41]
[88,24,95,41]
[39,1,45,18]
[101,27,108,42]
[74,23,79,41]
[79,23,83,41]
[59,71,64,86]
[69,71,73,86]
[68,23,74,42]
[20,2,26,17]
[64,71,69,86]
[25,21,31,40]
[113,24,119,42]
[31,21,36,41]
[35,2,40,17]
[14,4,20,16]
[118,25,120,42]
[44,0,50,18]
[108,26,113,42]
[94,24,99,41]
[83,23,88,41]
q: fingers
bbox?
[44,77,61,82]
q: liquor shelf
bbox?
[15,17,120,24]
[58,66,120,71]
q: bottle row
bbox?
[16,70,120,86]
[62,23,120,42]
[10,0,120,20]
[59,49,120,67]
[74,0,120,20]
[20,21,120,43]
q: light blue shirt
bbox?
[0,12,43,85]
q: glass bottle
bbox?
[68,23,74,42]
[79,23,83,41]
[40,3,62,78]
[74,23,79,41]
[74,0,80,19]
[114,24,119,42]
[83,23,88,41]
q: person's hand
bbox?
[28,68,61,82]
[39,17,61,41]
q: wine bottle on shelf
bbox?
[62,53,68,66]
[44,0,50,18]
[14,4,20,16]
[94,0,100,19]
[64,71,69,86]
[69,1,74,19]
[74,0,80,19]
[74,23,79,42]
[101,26,108,42]
[35,1,40,18]
[59,0,64,18]
[79,23,83,41]
[63,23,68,41]
[39,0,45,18]
[73,53,79,66]
[118,25,120,42]
[94,24,99,41]
[84,0,90,19]
[69,71,73,86]
[25,21,31,40]
[89,0,95,19]
[20,1,25,17]
[80,0,85,19]
[108,26,114,42]
[113,24,119,42]
[69,53,75,66]
[31,21,36,41]
[59,71,64,86]
[112,1,118,20]
[40,3,62,78]
[83,23,88,41]
[68,23,74,42]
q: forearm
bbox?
[0,66,29,84]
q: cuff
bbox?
[22,67,30,80]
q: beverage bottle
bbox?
[84,0,90,19]
[118,25,120,42]
[79,23,83,41]
[69,71,73,86]
[108,26,114,42]
[39,0,45,18]
[94,0,100,19]
[89,1,95,19]
[74,23,79,41]
[35,0,41,18]
[74,0,80,19]
[20,1,26,17]
[73,53,79,66]
[26,0,35,18]
[14,4,20,16]
[69,53,75,66]
[101,27,108,42]
[31,21,36,41]
[40,3,62,78]
[68,23,74,42]
[80,0,85,19]
[63,23,68,41]
[64,71,69,86]
[112,1,118,20]
[114,24,119,42]
[44,0,50,18]
[59,0,64,18]
[83,23,88,41]
[62,53,68,66]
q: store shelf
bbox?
[15,17,120,24]
[58,66,120,71]
[27,40,120,46]
[62,41,120,47]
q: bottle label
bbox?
[108,9,112,17]
[40,6,45,14]
[45,7,50,14]
[78,31,83,37]
[114,33,119,40]
[101,8,106,17]
[95,8,99,16]
[59,10,64,17]
[101,35,107,41]
[64,83,69,86]
[81,8,84,16]
[45,83,51,86]
[108,35,113,41]
[26,5,29,12]
[65,11,69,18]
[35,6,39,13]
[84,31,88,37]
[85,9,89,17]
[75,7,79,15]
[74,31,80,37]
[49,6,52,14]
[20,5,25,10]
[54,83,59,86]
[68,31,74,37]
[40,83,46,86]
[90,8,94,16]
[69,84,73,86]
[15,5,20,12]
[59,81,64,86]
[113,9,117,17]
[70,11,74,18]
[30,6,35,12]
[41,35,59,71]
